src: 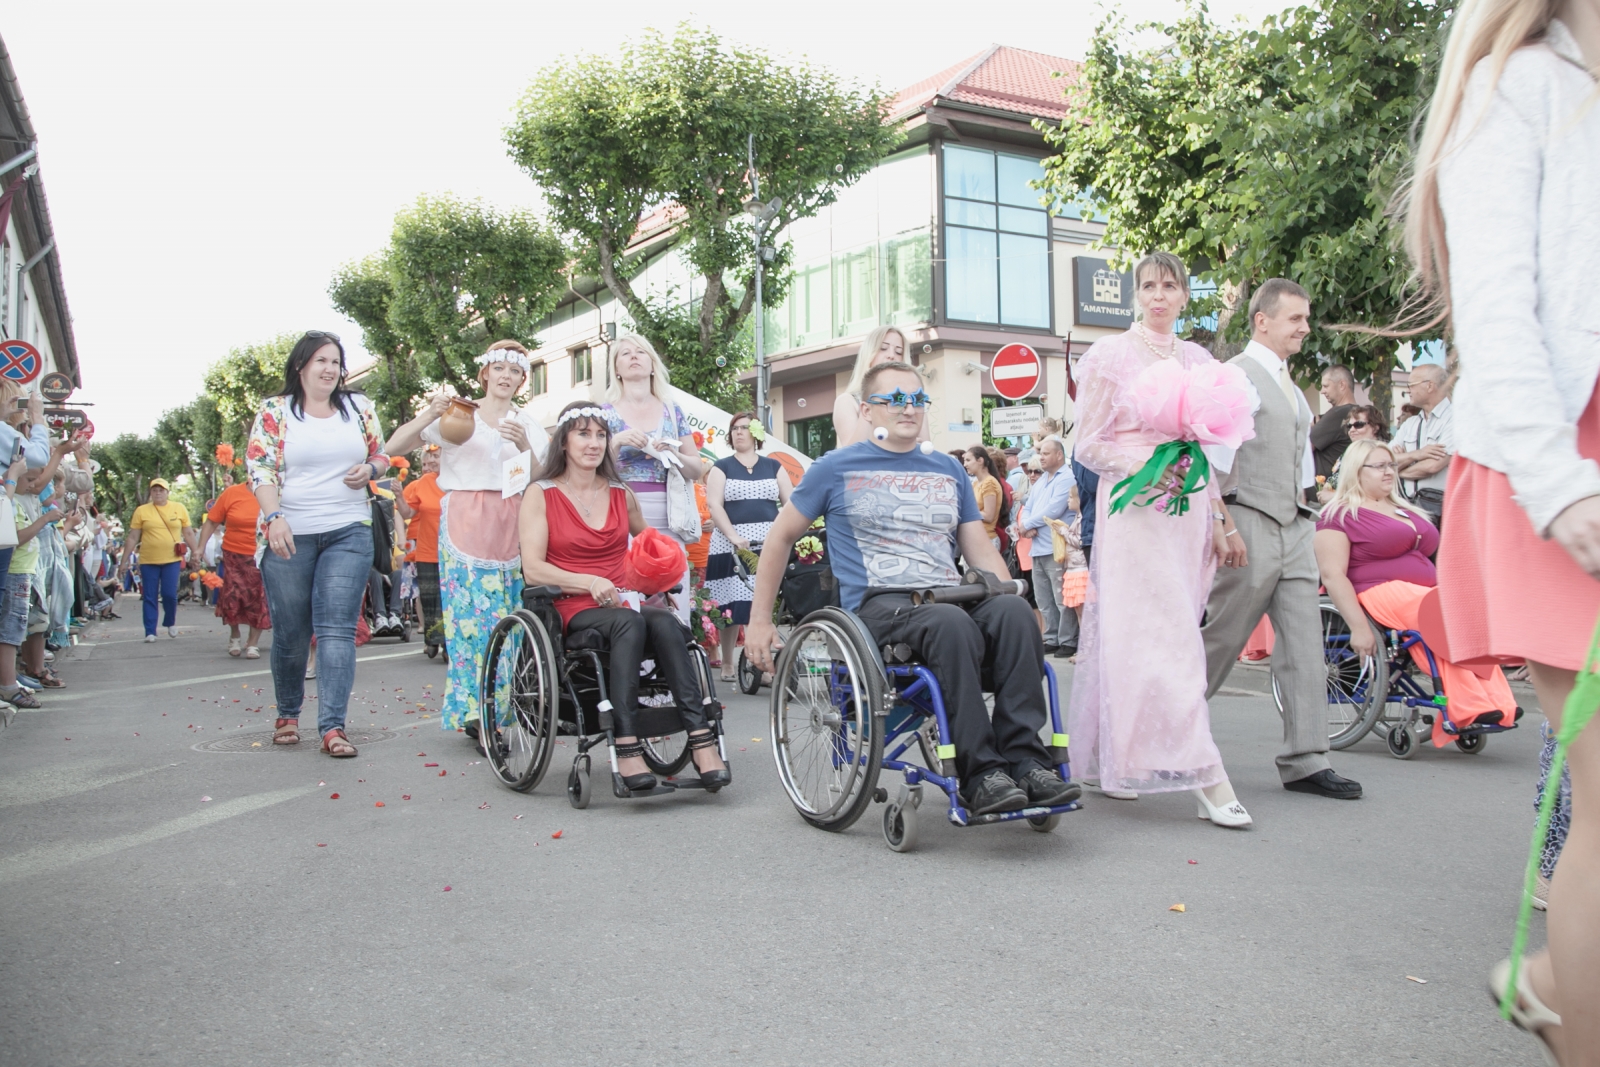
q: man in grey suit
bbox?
[1203,278,1363,799]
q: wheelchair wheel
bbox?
[1028,813,1061,833]
[882,794,918,852]
[737,649,762,695]
[642,733,693,776]
[1275,602,1388,750]
[770,609,886,832]
[481,611,559,792]
[1455,733,1487,755]
[1386,723,1415,759]
[567,758,591,809]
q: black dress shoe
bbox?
[688,730,731,793]
[1042,644,1060,656]
[1284,768,1362,799]
[1016,767,1081,806]
[613,741,657,792]
[962,770,1030,815]
[1053,646,1077,659]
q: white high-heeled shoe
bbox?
[1195,788,1252,828]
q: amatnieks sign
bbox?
[1073,257,1135,329]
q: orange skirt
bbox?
[1358,580,1517,747]
[1061,568,1089,607]
[1437,382,1600,672]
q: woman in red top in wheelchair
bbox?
[518,401,730,792]
[1314,439,1516,746]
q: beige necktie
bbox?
[1277,363,1300,414]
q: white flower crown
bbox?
[477,347,531,373]
[558,406,607,426]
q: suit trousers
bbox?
[1200,504,1332,782]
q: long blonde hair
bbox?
[604,332,674,405]
[845,325,910,398]
[1400,0,1562,328]
[1321,439,1409,522]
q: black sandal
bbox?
[613,741,657,792]
[688,731,731,793]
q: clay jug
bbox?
[438,397,478,446]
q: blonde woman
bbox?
[831,325,929,448]
[602,333,704,621]
[1313,438,1516,743]
[1399,0,1600,1058]
[385,340,549,735]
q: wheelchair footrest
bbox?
[662,776,714,790]
[610,773,679,799]
[949,801,1082,827]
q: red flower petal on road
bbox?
[375,801,385,807]
[401,794,411,800]
[478,802,490,809]
[329,793,340,799]
[200,796,211,802]
[424,762,438,767]
[551,830,563,839]
[316,843,326,847]
[442,885,452,892]
[437,770,447,776]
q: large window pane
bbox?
[877,149,932,236]
[943,145,995,202]
[997,153,1047,208]
[946,226,998,324]
[791,259,832,348]
[945,198,996,229]
[998,206,1047,235]
[834,247,878,337]
[884,231,932,322]
[998,233,1050,328]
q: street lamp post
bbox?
[745,134,781,433]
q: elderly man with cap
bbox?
[120,478,199,642]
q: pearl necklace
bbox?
[1134,322,1179,360]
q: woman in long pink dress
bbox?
[1068,251,1253,828]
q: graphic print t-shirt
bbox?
[789,441,979,611]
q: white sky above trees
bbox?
[7,0,1281,438]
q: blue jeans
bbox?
[259,522,372,737]
[141,561,181,636]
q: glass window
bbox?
[941,145,1052,329]
[884,232,932,323]
[998,234,1050,328]
[530,362,548,396]
[571,347,592,385]
[785,414,837,459]
[790,259,833,348]
[945,226,998,324]
[877,149,932,236]
[834,247,878,337]
[944,145,996,201]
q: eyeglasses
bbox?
[1362,462,1398,472]
[1345,420,1370,430]
[1027,469,1042,476]
[865,389,932,411]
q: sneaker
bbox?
[166,627,178,638]
[961,769,1029,816]
[1016,767,1082,806]
[144,634,157,643]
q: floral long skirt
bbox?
[438,507,522,732]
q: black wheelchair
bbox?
[735,533,840,695]
[1277,597,1521,759]
[478,585,729,807]
[768,576,1081,853]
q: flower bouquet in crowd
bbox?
[185,568,224,590]
[1108,359,1255,517]
[689,586,730,654]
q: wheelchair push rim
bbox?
[769,612,885,831]
[480,611,560,792]
[1275,600,1388,751]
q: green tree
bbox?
[330,196,568,421]
[203,334,297,447]
[505,24,901,407]
[1038,0,1450,414]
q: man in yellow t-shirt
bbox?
[119,479,198,641]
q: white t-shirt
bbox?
[281,405,372,535]
[422,407,549,492]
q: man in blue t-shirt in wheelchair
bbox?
[745,362,1081,816]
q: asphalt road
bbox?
[0,599,1551,1066]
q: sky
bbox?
[6,0,1285,439]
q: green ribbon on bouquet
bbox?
[1106,440,1211,517]
[1501,612,1600,1019]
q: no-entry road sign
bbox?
[0,340,42,385]
[990,343,1041,400]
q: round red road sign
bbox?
[990,343,1041,400]
[0,340,43,385]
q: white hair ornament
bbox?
[477,347,532,374]
[558,406,607,426]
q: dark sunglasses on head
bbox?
[304,330,342,343]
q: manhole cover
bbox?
[194,727,402,753]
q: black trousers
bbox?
[858,593,1052,782]
[566,606,708,737]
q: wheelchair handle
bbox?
[909,568,1027,606]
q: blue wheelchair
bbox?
[768,601,1080,852]
[1276,598,1521,759]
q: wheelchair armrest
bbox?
[522,585,564,605]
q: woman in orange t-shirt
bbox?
[397,447,444,645]
[200,470,271,658]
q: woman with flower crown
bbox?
[385,340,550,737]
[1066,251,1257,828]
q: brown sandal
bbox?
[273,718,300,745]
[321,728,358,758]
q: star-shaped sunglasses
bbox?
[864,389,932,411]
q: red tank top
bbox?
[541,482,629,624]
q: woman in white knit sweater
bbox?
[1406,0,1600,1061]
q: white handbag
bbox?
[0,495,18,549]
[664,463,701,543]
